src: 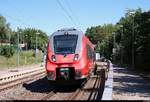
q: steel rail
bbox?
[0,71,45,91]
[40,88,57,100]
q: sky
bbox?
[0,0,150,36]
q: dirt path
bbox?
[113,66,150,100]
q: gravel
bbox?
[0,74,104,100]
[0,76,51,100]
[113,67,150,100]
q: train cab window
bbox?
[54,35,78,54]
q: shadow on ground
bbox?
[113,67,150,97]
[82,69,106,100]
[23,70,106,100]
[23,76,83,93]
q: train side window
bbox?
[86,44,90,59]
[86,44,89,59]
[90,48,93,59]
[86,44,93,59]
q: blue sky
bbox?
[0,0,150,36]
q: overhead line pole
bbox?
[17,31,20,67]
[128,10,135,69]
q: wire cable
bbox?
[56,0,78,27]
[63,0,81,26]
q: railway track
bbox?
[0,67,106,100]
[39,79,88,100]
[39,69,105,100]
[0,69,45,91]
[40,89,57,100]
[67,69,105,100]
[67,79,88,100]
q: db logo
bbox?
[62,58,67,62]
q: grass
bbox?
[0,50,43,69]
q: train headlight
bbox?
[47,71,55,80]
[74,54,79,61]
[75,70,82,77]
[51,55,56,62]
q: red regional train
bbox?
[45,28,96,81]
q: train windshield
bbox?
[54,35,78,54]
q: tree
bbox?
[114,8,150,70]
[135,10,150,70]
[0,15,10,44]
[85,24,116,60]
[0,45,15,58]
[11,28,48,50]
[0,45,15,67]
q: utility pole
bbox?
[120,25,123,66]
[35,32,40,64]
[112,32,116,63]
[17,31,20,67]
[25,34,27,64]
[132,14,135,69]
[25,34,27,51]
[128,11,135,69]
[8,29,11,46]
[31,37,32,49]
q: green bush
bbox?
[0,45,15,59]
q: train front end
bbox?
[45,29,86,81]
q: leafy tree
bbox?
[0,45,15,58]
[86,8,150,71]
[135,10,150,70]
[0,15,10,44]
[85,24,116,60]
[114,8,150,71]
[0,45,15,68]
[11,28,48,50]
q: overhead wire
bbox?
[2,13,27,26]
[63,0,83,30]
[2,0,38,29]
[56,0,78,28]
[1,0,84,33]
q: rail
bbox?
[0,66,45,85]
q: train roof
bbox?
[49,28,84,38]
